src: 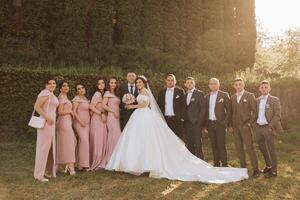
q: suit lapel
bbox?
[125,83,129,94]
[265,95,271,120]
[237,92,246,105]
[214,91,220,113]
[187,90,196,107]
[173,88,177,104]
[257,97,261,111]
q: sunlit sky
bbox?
[255,0,300,35]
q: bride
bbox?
[105,76,248,183]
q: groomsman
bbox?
[230,78,260,178]
[255,80,283,177]
[184,77,206,159]
[120,72,139,130]
[158,74,185,140]
[204,78,231,167]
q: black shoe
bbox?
[261,166,272,174]
[251,169,260,178]
[265,171,277,178]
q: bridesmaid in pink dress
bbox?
[102,77,121,163]
[56,81,76,175]
[89,78,108,170]
[72,83,91,170]
[33,78,59,182]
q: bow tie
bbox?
[187,90,193,93]
[167,88,174,91]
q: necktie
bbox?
[130,85,134,94]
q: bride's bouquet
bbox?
[122,93,136,105]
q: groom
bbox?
[120,72,139,130]
[158,74,185,140]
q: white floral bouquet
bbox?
[122,93,136,105]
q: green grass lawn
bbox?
[0,121,299,200]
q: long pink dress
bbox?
[104,91,121,163]
[34,89,59,180]
[89,92,108,170]
[56,95,76,165]
[72,96,90,168]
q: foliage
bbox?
[243,27,300,80]
[0,0,257,74]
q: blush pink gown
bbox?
[103,91,121,164]
[34,89,59,180]
[72,96,90,168]
[56,95,76,165]
[89,92,108,170]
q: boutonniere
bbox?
[243,99,247,103]
[266,104,270,109]
[191,98,195,102]
[175,95,180,99]
[218,98,224,103]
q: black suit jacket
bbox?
[119,83,139,120]
[157,87,185,120]
[185,89,206,125]
[205,90,232,128]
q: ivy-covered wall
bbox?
[0,0,256,73]
[1,68,299,138]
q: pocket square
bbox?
[243,99,247,103]
[191,98,195,102]
[266,104,270,109]
[176,95,180,99]
[218,98,224,103]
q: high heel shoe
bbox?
[37,178,49,182]
[66,165,76,176]
[44,173,52,178]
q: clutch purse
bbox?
[28,115,46,129]
[28,95,51,129]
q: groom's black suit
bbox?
[157,87,185,140]
[185,89,206,159]
[120,83,139,130]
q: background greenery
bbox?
[0,0,256,74]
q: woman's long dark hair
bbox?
[95,78,107,97]
[75,82,87,96]
[58,80,68,92]
[43,76,56,88]
[107,76,119,96]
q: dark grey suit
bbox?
[185,89,206,159]
[231,91,258,170]
[205,90,231,167]
[255,95,283,173]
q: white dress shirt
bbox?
[209,91,218,120]
[257,94,269,125]
[128,83,136,94]
[236,90,245,103]
[165,87,175,116]
[186,88,195,106]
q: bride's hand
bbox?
[113,111,120,119]
[125,104,134,110]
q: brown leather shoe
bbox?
[261,166,272,174]
[265,171,277,178]
[251,169,261,178]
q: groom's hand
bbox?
[202,128,208,134]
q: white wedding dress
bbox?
[105,92,248,184]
